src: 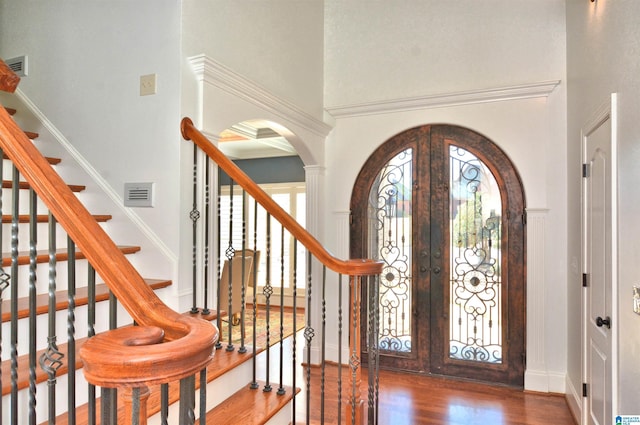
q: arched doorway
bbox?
[350,124,526,387]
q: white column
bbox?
[524,208,549,391]
[333,210,351,363]
[304,165,325,240]
[304,165,326,364]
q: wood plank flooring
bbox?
[373,370,576,425]
[301,365,576,424]
[254,324,578,425]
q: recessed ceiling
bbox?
[218,122,296,160]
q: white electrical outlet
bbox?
[139,73,157,96]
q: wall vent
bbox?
[124,182,154,207]
[5,55,28,77]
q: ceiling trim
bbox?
[325,80,561,118]
[188,54,332,138]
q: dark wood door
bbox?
[350,125,526,387]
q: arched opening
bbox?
[216,120,307,312]
[350,124,526,387]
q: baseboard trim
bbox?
[525,369,566,393]
[565,376,583,425]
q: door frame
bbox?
[581,93,618,425]
[350,124,527,387]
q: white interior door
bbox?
[583,94,617,425]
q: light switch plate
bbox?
[140,74,157,96]
[634,286,640,315]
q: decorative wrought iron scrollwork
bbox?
[449,146,503,364]
[303,326,315,343]
[369,148,413,353]
[189,208,200,222]
[0,269,9,294]
[39,337,64,376]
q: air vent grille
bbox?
[124,182,154,207]
[6,55,28,77]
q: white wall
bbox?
[566,0,640,415]
[324,0,566,108]
[178,1,327,312]
[0,0,183,263]
[181,0,325,122]
[323,0,568,392]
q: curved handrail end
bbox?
[181,117,194,141]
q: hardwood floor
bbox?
[373,370,576,425]
[260,327,577,425]
[298,365,576,425]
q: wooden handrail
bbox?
[0,107,217,388]
[181,117,383,277]
[0,59,20,93]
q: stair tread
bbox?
[1,214,112,223]
[3,153,61,165]
[1,279,171,395]
[1,245,141,267]
[197,382,298,425]
[1,278,170,324]
[2,179,85,192]
[182,308,224,321]
[24,130,38,139]
[0,107,37,138]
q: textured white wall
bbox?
[324,0,566,108]
[178,1,326,312]
[181,0,325,121]
[323,0,568,392]
[0,0,183,257]
[566,0,640,414]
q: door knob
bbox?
[596,316,611,329]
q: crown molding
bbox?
[188,54,332,138]
[325,80,561,118]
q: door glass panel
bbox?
[368,148,413,353]
[449,146,503,364]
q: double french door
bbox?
[350,125,526,387]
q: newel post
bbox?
[346,275,365,425]
[121,386,151,425]
[346,273,380,425]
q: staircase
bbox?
[0,101,176,423]
[1,58,384,425]
[0,88,297,425]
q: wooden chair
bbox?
[218,250,260,325]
